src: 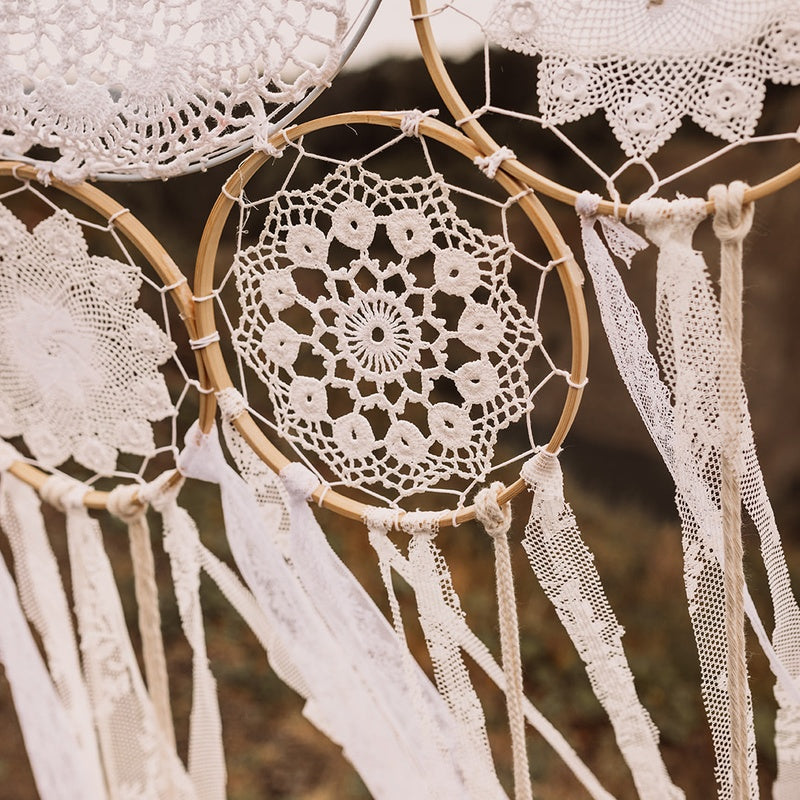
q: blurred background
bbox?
[1,5,799,797]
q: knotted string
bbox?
[107,482,176,753]
[474,483,532,800]
[709,181,754,800]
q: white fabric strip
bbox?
[0,467,105,797]
[576,193,800,799]
[178,421,464,800]
[40,475,197,800]
[0,547,101,799]
[365,513,617,800]
[280,462,495,799]
[520,449,684,800]
[144,474,227,800]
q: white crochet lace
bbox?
[486,0,800,158]
[0,0,351,180]
[0,203,174,475]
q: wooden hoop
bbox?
[194,111,589,527]
[0,162,204,510]
[409,0,800,215]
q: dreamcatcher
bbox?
[0,0,381,181]
[410,2,800,798]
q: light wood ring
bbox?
[410,0,800,215]
[194,112,588,527]
[0,162,203,510]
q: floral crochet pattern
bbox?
[233,165,540,496]
[0,0,347,180]
[486,0,800,158]
[0,205,175,475]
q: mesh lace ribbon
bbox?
[0,455,105,799]
[178,420,477,799]
[577,191,800,798]
[364,507,616,800]
[39,474,197,800]
[0,457,104,796]
[520,449,684,800]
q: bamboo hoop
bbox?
[409,0,800,215]
[0,162,203,510]
[193,111,589,527]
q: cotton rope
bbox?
[709,181,755,800]
[474,483,532,800]
[107,483,176,754]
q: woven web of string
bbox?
[0,174,201,486]
[420,0,800,203]
[212,127,575,508]
[0,0,349,181]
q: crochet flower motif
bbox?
[0,205,175,475]
[233,165,540,496]
[486,0,800,158]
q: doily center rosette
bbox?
[0,1,381,182]
[0,162,203,508]
[410,0,800,211]
[194,112,588,523]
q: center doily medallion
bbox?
[233,164,541,497]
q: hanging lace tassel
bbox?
[521,449,684,800]
[474,483,532,800]
[399,511,504,799]
[39,474,197,800]
[365,509,616,800]
[107,483,176,754]
[148,473,227,800]
[0,449,105,799]
[178,421,463,800]
[0,451,104,796]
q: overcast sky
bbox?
[342,1,483,70]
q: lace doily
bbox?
[195,115,585,509]
[486,0,800,158]
[0,166,199,484]
[233,163,540,497]
[0,0,365,181]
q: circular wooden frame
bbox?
[194,111,589,526]
[409,0,800,215]
[0,162,203,509]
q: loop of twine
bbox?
[474,482,512,539]
[709,181,754,245]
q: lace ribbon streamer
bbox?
[520,449,684,800]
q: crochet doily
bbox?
[486,0,800,158]
[0,204,175,475]
[232,163,542,497]
[0,0,348,180]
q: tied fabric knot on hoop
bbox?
[280,462,320,503]
[474,146,516,179]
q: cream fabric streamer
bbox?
[39,474,197,800]
[177,421,470,799]
[576,191,800,799]
[521,450,684,800]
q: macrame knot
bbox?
[0,441,21,473]
[709,181,754,246]
[575,190,602,219]
[520,449,560,488]
[399,108,439,137]
[363,506,400,534]
[474,146,516,179]
[216,387,249,422]
[40,475,87,512]
[140,470,185,513]
[399,510,440,537]
[474,482,512,539]
[280,462,320,502]
[107,483,146,523]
